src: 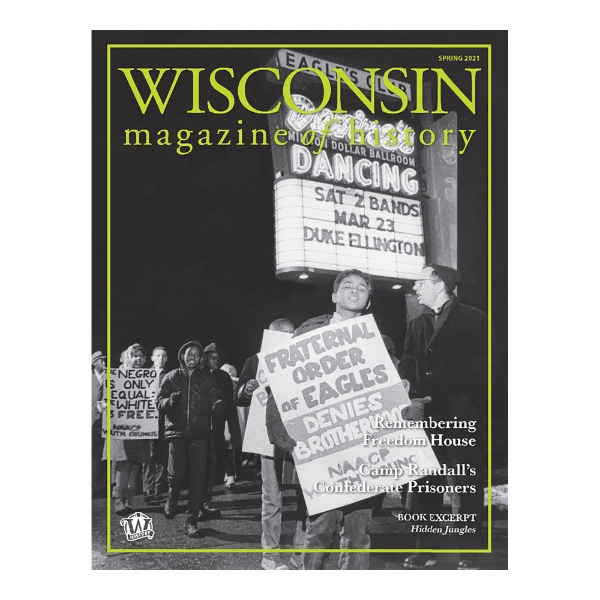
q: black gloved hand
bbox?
[212,399,226,418]
[170,391,183,404]
[401,396,432,422]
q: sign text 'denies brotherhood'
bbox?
[102,368,159,439]
[258,315,439,515]
[243,329,294,457]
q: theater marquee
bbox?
[268,94,427,285]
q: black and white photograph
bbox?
[91,30,508,571]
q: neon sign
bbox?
[285,95,416,156]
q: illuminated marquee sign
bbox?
[268,95,426,284]
[275,178,425,281]
[285,95,416,157]
[269,49,412,103]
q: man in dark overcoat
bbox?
[398,264,490,570]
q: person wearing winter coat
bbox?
[235,318,308,571]
[398,264,490,571]
[157,340,226,538]
[105,343,152,515]
[203,343,241,505]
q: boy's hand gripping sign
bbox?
[259,315,440,515]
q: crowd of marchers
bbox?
[92,264,498,571]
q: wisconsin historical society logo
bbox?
[120,512,155,541]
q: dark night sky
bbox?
[92,31,507,378]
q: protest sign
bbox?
[100,376,108,434]
[259,314,440,515]
[102,368,159,439]
[243,329,293,457]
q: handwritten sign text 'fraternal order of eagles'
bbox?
[258,314,440,515]
[102,368,159,439]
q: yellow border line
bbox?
[105,43,495,555]
[107,44,490,49]
[487,44,493,552]
[106,42,112,552]
[106,548,490,553]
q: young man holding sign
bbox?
[236,318,308,571]
[266,269,376,570]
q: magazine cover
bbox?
[91,30,508,570]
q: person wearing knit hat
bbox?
[398,264,489,571]
[412,264,461,313]
[156,341,226,537]
[429,263,461,293]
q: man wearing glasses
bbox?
[398,264,488,571]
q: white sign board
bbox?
[275,178,425,281]
[242,329,294,457]
[258,314,440,515]
[102,368,159,439]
